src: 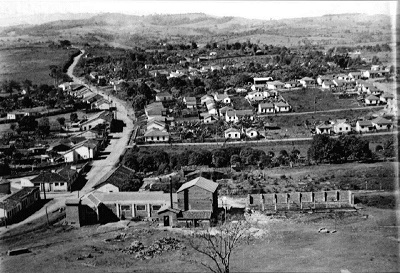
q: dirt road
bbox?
[0,49,134,237]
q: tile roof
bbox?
[93,165,136,189]
[371,117,392,125]
[275,102,290,107]
[177,177,218,193]
[259,103,274,108]
[0,187,39,211]
[157,205,181,214]
[224,128,240,134]
[235,110,253,116]
[179,210,212,220]
[91,191,176,204]
[365,95,379,100]
[357,120,373,126]
[144,129,169,137]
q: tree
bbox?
[191,41,198,49]
[132,94,147,111]
[57,117,66,130]
[37,117,51,137]
[187,221,251,273]
[2,80,20,96]
[307,134,343,163]
[18,116,38,134]
[70,112,78,122]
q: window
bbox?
[121,205,131,211]
[55,183,59,186]
[152,205,161,211]
[339,128,342,131]
[157,136,159,140]
[136,205,146,211]
[60,183,64,186]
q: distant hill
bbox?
[0,12,392,48]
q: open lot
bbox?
[0,46,77,85]
[281,88,360,113]
[0,204,398,273]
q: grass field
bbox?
[0,45,77,85]
[281,88,360,113]
[0,204,398,273]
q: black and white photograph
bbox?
[0,0,398,272]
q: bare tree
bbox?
[187,221,250,273]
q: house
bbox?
[322,80,335,89]
[206,101,218,115]
[245,91,264,102]
[299,77,315,87]
[258,103,274,114]
[348,71,362,80]
[224,128,241,139]
[267,81,285,90]
[145,102,166,118]
[92,99,111,110]
[92,165,137,193]
[203,114,218,124]
[147,120,166,131]
[335,74,350,81]
[217,106,231,116]
[0,187,40,225]
[316,124,332,135]
[7,111,25,120]
[200,95,214,105]
[144,129,170,142]
[158,177,218,227]
[236,110,254,120]
[333,120,351,134]
[80,117,107,131]
[155,92,173,102]
[210,65,222,71]
[274,102,291,112]
[235,88,248,93]
[183,97,197,109]
[62,140,99,162]
[73,191,177,225]
[317,75,334,85]
[284,81,299,89]
[355,120,374,132]
[214,93,231,104]
[225,109,238,123]
[380,93,394,104]
[364,95,380,106]
[245,128,258,138]
[24,167,79,192]
[371,117,392,131]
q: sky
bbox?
[0,0,397,21]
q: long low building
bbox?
[0,187,40,225]
[66,191,177,226]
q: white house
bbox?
[144,129,170,142]
[355,120,373,133]
[364,95,380,106]
[380,93,394,104]
[274,102,291,112]
[284,81,299,89]
[224,128,241,139]
[203,114,218,124]
[80,117,107,131]
[201,95,214,105]
[371,117,392,131]
[299,77,315,87]
[348,71,362,80]
[183,97,197,109]
[245,91,264,102]
[333,120,351,134]
[316,124,332,135]
[214,93,231,104]
[155,92,173,102]
[147,120,166,131]
[317,75,334,86]
[225,109,238,123]
[258,103,274,114]
[63,140,98,162]
[322,80,335,89]
[267,81,285,90]
[245,128,258,138]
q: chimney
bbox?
[169,176,173,209]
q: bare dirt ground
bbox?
[0,206,398,272]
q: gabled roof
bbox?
[371,117,392,125]
[93,165,136,189]
[259,103,274,108]
[275,102,290,107]
[246,127,257,133]
[156,92,172,97]
[177,177,218,193]
[357,120,373,126]
[224,127,240,134]
[144,129,169,137]
[0,187,39,210]
[383,93,394,98]
[226,109,236,117]
[157,205,181,214]
[301,77,314,81]
[236,110,253,116]
[90,191,176,204]
[365,95,380,100]
[317,123,332,129]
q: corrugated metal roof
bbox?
[177,177,218,193]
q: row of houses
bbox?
[315,116,393,135]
